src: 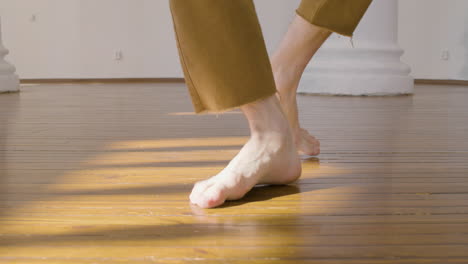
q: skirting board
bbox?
[20,78,185,84]
[414,79,468,85]
[19,78,468,86]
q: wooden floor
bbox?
[1,83,468,263]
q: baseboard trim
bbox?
[415,79,468,85]
[19,78,468,86]
[20,78,185,84]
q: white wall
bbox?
[2,0,467,80]
[398,0,468,80]
[0,0,299,79]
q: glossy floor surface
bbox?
[1,83,467,263]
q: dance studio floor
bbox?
[1,82,467,263]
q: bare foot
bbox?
[190,95,302,208]
[269,14,330,156]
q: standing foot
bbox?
[190,95,302,208]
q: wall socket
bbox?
[441,49,450,60]
[114,50,123,61]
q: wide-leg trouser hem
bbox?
[296,0,372,37]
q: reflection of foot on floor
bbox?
[190,95,302,209]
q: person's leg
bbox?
[272,16,331,156]
[272,0,372,156]
[169,0,372,208]
[169,0,301,208]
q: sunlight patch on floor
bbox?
[168,111,242,116]
[106,137,249,150]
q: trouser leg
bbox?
[296,0,373,37]
[169,0,276,113]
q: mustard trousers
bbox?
[170,0,372,113]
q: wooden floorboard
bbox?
[1,83,468,263]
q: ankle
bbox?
[276,86,296,103]
[241,95,290,136]
[271,60,303,94]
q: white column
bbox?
[298,0,413,95]
[0,18,20,93]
